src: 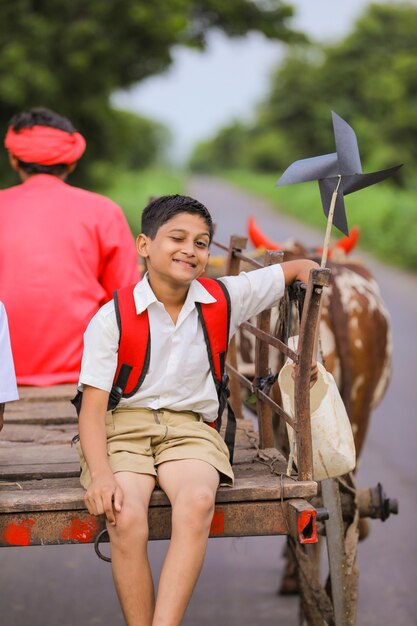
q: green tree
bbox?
[111,110,170,171]
[320,2,417,173]
[193,3,417,183]
[0,0,303,185]
[189,121,249,171]
[258,2,417,180]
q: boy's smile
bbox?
[172,257,197,269]
[137,212,211,296]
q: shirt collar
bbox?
[132,274,158,314]
[22,174,66,188]
[133,274,217,315]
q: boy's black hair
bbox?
[9,107,77,176]
[141,195,214,242]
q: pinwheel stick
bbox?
[321,175,342,268]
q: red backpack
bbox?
[72,277,236,462]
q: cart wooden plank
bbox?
[0,384,318,546]
[0,472,317,514]
[4,402,77,424]
[0,500,298,546]
[14,385,77,401]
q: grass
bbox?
[98,168,186,235]
[221,170,417,271]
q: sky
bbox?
[112,1,405,163]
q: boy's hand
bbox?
[282,259,320,286]
[84,471,124,526]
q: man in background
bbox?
[0,107,139,385]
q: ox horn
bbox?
[247,216,282,250]
[333,225,360,254]
[316,226,360,257]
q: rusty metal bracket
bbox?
[286,499,328,544]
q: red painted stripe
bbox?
[297,510,317,544]
[3,519,35,546]
[61,515,99,543]
[210,509,225,535]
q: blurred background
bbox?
[1,2,417,625]
[1,0,417,269]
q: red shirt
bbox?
[0,174,140,385]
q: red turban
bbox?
[4,125,86,165]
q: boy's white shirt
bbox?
[0,301,19,403]
[78,264,284,422]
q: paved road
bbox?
[1,176,416,625]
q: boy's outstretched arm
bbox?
[281,259,320,287]
[78,385,123,525]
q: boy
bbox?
[0,301,19,431]
[77,194,318,626]
[1,107,139,385]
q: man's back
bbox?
[0,173,139,385]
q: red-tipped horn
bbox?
[247,216,282,250]
[334,226,360,254]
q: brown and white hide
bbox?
[316,261,392,457]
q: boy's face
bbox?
[136,212,210,288]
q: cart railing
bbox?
[211,234,331,482]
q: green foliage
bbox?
[189,124,297,173]
[256,47,328,158]
[0,0,303,186]
[316,2,417,174]
[188,139,218,172]
[104,111,166,171]
[191,3,417,185]
[85,108,171,188]
[96,168,185,236]
[244,128,296,172]
[189,121,249,171]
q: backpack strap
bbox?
[111,284,151,402]
[196,277,236,464]
[71,283,150,415]
[196,277,230,383]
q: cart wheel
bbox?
[321,476,359,626]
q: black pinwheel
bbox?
[275,111,402,236]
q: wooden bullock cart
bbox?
[0,235,397,625]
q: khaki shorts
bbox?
[77,407,234,489]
